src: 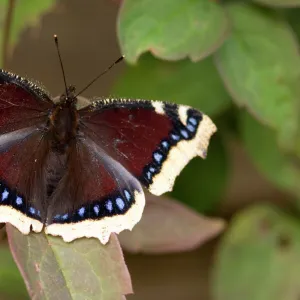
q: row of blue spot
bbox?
[53,188,133,222]
[144,115,199,184]
[0,184,41,218]
[0,181,134,223]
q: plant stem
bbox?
[2,0,16,68]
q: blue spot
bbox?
[149,167,156,173]
[16,196,23,206]
[29,207,36,215]
[124,190,131,201]
[171,134,180,141]
[147,171,152,180]
[62,213,69,220]
[37,210,41,217]
[94,205,100,216]
[2,189,9,201]
[180,129,189,139]
[162,141,169,148]
[154,152,163,163]
[116,198,125,210]
[187,124,196,132]
[106,200,113,212]
[189,117,197,125]
[78,207,85,217]
[54,214,61,220]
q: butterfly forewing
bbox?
[79,99,217,196]
[0,71,52,134]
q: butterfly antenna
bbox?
[54,34,68,97]
[75,55,124,97]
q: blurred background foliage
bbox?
[1,0,300,299]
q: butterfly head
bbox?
[58,85,77,106]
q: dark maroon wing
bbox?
[0,70,53,234]
[0,70,52,134]
[45,136,145,244]
[78,98,217,196]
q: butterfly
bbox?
[0,51,216,244]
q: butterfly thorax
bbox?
[49,88,79,153]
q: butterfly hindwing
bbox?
[79,98,217,196]
[45,136,145,244]
[0,131,51,234]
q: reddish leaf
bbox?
[118,194,225,254]
[7,225,132,300]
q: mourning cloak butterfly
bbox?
[0,45,216,244]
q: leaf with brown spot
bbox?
[7,225,132,300]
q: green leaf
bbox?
[212,205,300,300]
[7,225,132,300]
[117,0,229,63]
[171,134,228,213]
[287,8,300,42]
[0,0,57,66]
[240,111,300,198]
[112,54,231,117]
[253,0,300,7]
[216,3,300,152]
[0,246,28,299]
[119,193,225,254]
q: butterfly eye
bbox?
[68,85,76,94]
